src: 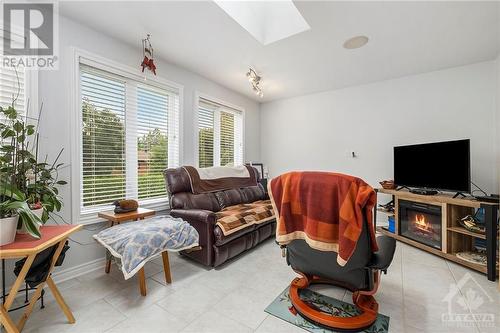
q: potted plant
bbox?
[0,104,66,240]
[22,148,66,229]
[0,105,43,244]
[0,182,42,245]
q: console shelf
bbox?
[377,226,488,274]
[447,226,486,240]
[375,188,499,281]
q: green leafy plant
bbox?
[0,104,67,238]
[0,105,42,238]
[25,147,66,223]
[0,180,42,238]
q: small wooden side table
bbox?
[97,208,171,296]
[0,225,82,333]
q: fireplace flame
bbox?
[414,214,432,231]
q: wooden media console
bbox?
[375,188,499,282]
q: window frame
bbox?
[194,92,245,168]
[71,48,184,224]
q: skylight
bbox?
[214,1,310,45]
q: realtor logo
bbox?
[3,3,53,55]
[442,273,495,328]
[2,1,58,69]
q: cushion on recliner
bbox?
[215,200,275,236]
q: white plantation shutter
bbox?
[0,66,25,110]
[0,28,27,112]
[136,85,177,200]
[198,103,215,168]
[79,62,180,213]
[220,111,234,166]
[197,97,243,168]
[80,66,126,208]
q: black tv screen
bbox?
[394,139,470,193]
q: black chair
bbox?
[282,215,396,331]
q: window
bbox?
[1,24,40,118]
[197,97,243,168]
[81,68,126,207]
[79,62,180,215]
[0,66,25,110]
[0,62,37,129]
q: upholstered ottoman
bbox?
[93,216,199,295]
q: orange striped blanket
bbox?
[269,172,378,266]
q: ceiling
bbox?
[60,1,500,102]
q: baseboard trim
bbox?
[52,257,106,284]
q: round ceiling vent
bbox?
[343,36,369,49]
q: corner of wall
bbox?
[496,53,500,195]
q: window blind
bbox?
[198,105,214,168]
[137,85,169,200]
[220,111,235,166]
[81,67,126,207]
[79,63,180,213]
[0,28,26,112]
[197,97,243,168]
[0,66,25,111]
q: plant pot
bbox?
[17,208,43,235]
[1,215,19,246]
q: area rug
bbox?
[265,287,390,333]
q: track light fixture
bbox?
[246,68,263,98]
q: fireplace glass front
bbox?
[399,200,442,249]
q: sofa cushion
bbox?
[240,184,267,203]
[215,200,275,237]
[214,218,275,246]
[170,192,220,211]
[212,221,276,266]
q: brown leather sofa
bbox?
[164,167,276,267]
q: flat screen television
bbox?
[394,139,470,193]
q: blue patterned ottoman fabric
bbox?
[93,216,199,279]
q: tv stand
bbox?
[453,192,467,199]
[375,188,499,282]
[409,188,438,195]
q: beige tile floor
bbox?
[4,239,500,333]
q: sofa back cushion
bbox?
[164,167,266,212]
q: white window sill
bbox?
[78,198,170,225]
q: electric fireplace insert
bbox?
[399,200,442,249]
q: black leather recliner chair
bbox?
[282,215,396,331]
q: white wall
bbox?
[261,62,498,196]
[496,55,500,196]
[1,16,261,285]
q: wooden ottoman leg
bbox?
[161,252,172,284]
[138,268,147,296]
[105,221,116,274]
[105,259,112,274]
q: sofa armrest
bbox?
[170,209,216,225]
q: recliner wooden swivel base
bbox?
[284,234,396,333]
[289,272,381,332]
